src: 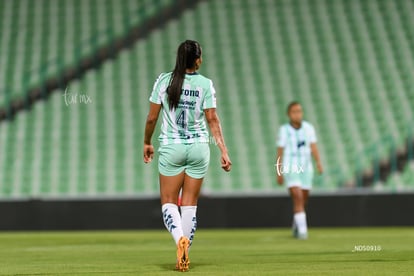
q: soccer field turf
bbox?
[0,228,413,275]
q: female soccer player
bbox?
[143,40,232,271]
[276,101,323,239]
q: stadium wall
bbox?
[0,193,413,230]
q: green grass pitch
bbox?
[0,228,413,275]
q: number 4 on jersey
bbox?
[176,110,187,129]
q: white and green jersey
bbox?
[277,121,317,173]
[149,72,217,145]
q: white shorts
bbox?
[284,171,314,190]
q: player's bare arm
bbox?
[310,143,323,174]
[204,108,232,172]
[143,103,161,163]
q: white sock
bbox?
[294,212,307,235]
[162,203,184,245]
[181,206,197,246]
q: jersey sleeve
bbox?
[276,126,286,148]
[203,80,217,109]
[309,124,317,143]
[149,73,164,104]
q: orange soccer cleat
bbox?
[176,236,190,272]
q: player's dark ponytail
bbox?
[167,40,201,110]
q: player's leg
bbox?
[288,183,307,239]
[181,143,210,244]
[289,186,305,213]
[298,171,313,237]
[301,170,312,208]
[181,174,203,243]
[302,189,310,208]
[175,174,202,271]
[160,172,186,246]
[175,143,209,271]
[294,172,313,239]
[160,172,185,205]
[159,145,187,246]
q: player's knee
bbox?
[291,189,304,205]
[180,196,198,206]
[160,194,179,205]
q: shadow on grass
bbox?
[159,262,210,272]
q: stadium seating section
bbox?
[0,0,413,198]
[385,161,414,191]
[0,0,172,107]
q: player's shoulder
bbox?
[191,73,213,86]
[152,72,172,93]
[302,120,314,128]
[280,123,291,128]
[302,121,315,133]
[278,123,290,132]
[156,72,173,83]
[193,72,211,80]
